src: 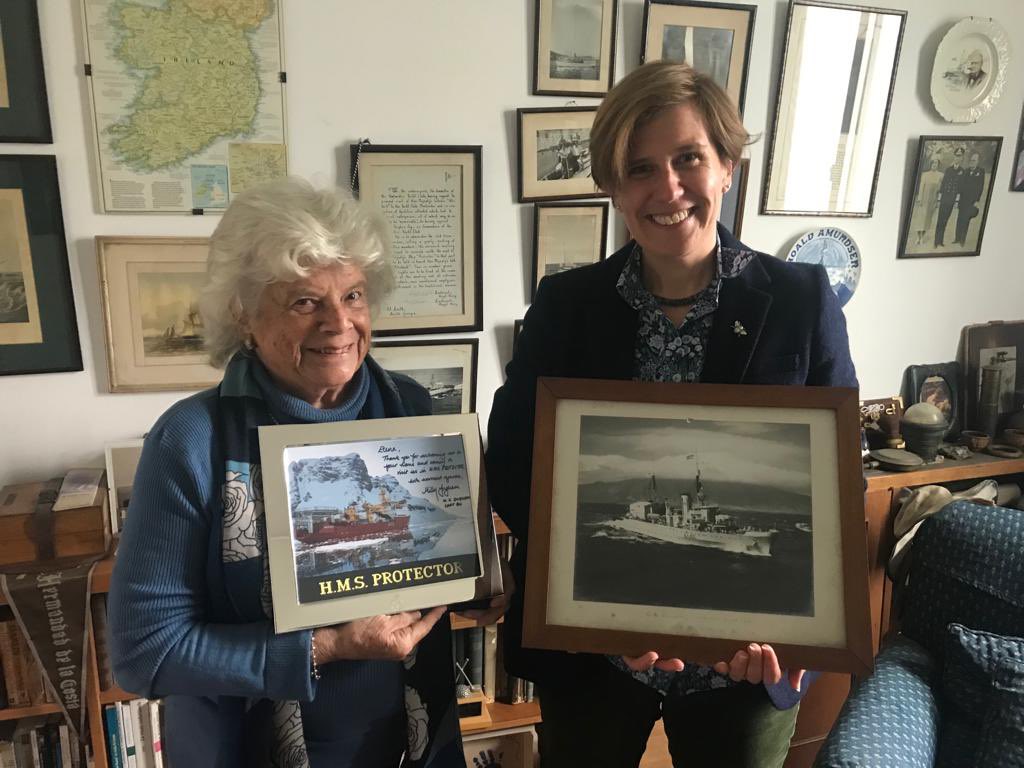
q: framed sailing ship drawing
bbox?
[260,413,488,631]
[522,378,872,675]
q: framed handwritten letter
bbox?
[352,145,482,336]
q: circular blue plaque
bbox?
[786,228,861,307]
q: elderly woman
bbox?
[487,62,857,768]
[109,178,484,767]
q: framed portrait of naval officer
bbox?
[522,378,872,676]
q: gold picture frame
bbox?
[97,236,220,392]
[523,377,872,676]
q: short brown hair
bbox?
[590,61,749,192]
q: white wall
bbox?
[2,0,1023,485]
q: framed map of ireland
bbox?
[81,0,287,214]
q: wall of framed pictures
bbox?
[1,0,1023,489]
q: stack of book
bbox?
[0,715,80,767]
[102,699,164,768]
[0,612,55,710]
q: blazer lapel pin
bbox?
[733,321,748,337]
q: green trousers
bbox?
[537,663,799,768]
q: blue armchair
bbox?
[815,500,1024,768]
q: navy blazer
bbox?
[486,225,858,693]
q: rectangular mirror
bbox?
[762,1,906,217]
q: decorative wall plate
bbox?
[930,17,1010,124]
[785,228,861,307]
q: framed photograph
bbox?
[104,439,145,536]
[258,413,486,632]
[859,396,903,450]
[96,236,221,392]
[718,157,748,239]
[351,145,482,335]
[762,1,906,217]
[513,319,524,354]
[534,0,618,97]
[462,727,533,768]
[370,339,479,414]
[532,202,609,300]
[641,0,756,114]
[523,377,872,675]
[898,136,1002,259]
[1011,102,1024,192]
[929,17,1010,124]
[0,0,51,142]
[517,107,602,202]
[960,321,1024,434]
[0,155,81,376]
[901,362,962,438]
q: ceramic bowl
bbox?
[960,430,991,451]
[1002,429,1024,449]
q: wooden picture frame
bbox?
[898,136,1002,259]
[640,0,756,114]
[532,202,609,300]
[959,320,1024,434]
[901,362,962,438]
[762,0,906,217]
[370,339,479,414]
[351,144,483,335]
[96,236,221,392]
[517,107,602,202]
[258,413,487,632]
[0,0,52,143]
[523,377,872,676]
[104,439,145,536]
[534,0,618,97]
[0,155,81,376]
[718,157,748,239]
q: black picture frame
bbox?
[533,0,619,97]
[718,157,748,239]
[350,144,483,336]
[901,361,962,438]
[370,338,479,414]
[517,107,603,202]
[0,0,52,143]
[640,0,756,115]
[898,136,1002,259]
[532,201,609,301]
[959,321,1024,434]
[1011,102,1024,192]
[0,155,81,376]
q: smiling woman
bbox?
[108,178,480,767]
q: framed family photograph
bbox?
[901,362,962,438]
[534,0,618,97]
[0,155,81,376]
[518,107,602,202]
[259,413,487,632]
[0,0,52,143]
[352,144,483,335]
[523,377,872,675]
[96,236,220,392]
[718,157,748,238]
[532,202,609,300]
[960,320,1024,434]
[899,136,1002,259]
[762,0,906,217]
[641,0,756,114]
[371,339,478,414]
[1012,103,1024,192]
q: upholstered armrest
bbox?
[815,635,941,768]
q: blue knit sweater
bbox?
[108,361,429,767]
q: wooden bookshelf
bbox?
[461,700,541,735]
[0,702,62,721]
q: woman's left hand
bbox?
[713,643,805,691]
[457,557,515,626]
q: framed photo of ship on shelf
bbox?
[260,413,496,632]
[522,377,872,675]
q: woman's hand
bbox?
[315,606,447,663]
[712,643,805,691]
[458,557,515,626]
[621,651,685,673]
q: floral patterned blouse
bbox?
[607,238,755,697]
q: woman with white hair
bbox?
[109,178,496,767]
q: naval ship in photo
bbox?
[606,467,777,557]
[294,488,410,545]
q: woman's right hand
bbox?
[621,651,685,673]
[315,606,447,663]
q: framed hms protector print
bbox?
[522,378,872,676]
[260,413,486,632]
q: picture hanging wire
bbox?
[350,138,372,194]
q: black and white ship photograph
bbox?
[285,433,479,603]
[548,0,604,81]
[572,414,814,615]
